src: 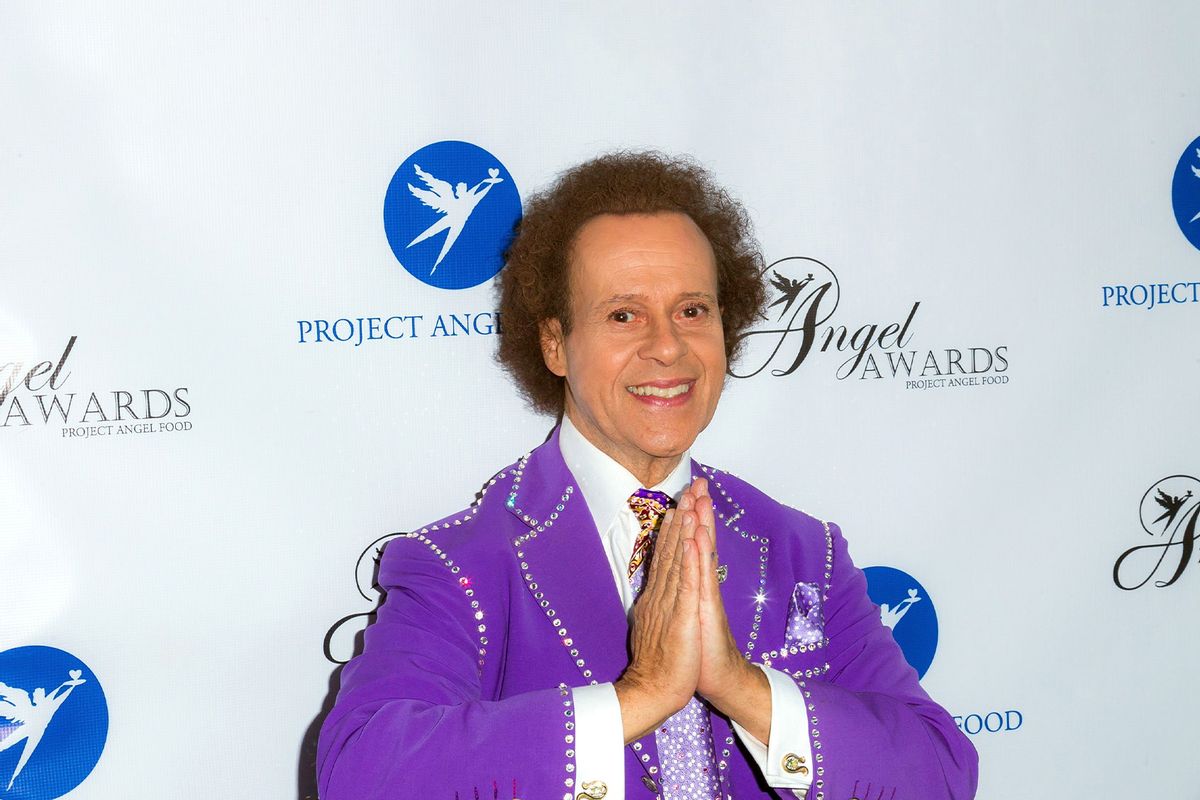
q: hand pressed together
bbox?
[615,478,771,744]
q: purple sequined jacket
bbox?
[317,428,978,799]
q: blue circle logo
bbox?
[0,646,107,800]
[383,140,522,290]
[1171,134,1200,253]
[863,566,939,679]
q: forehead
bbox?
[568,212,718,299]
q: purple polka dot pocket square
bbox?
[785,581,825,647]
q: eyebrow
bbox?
[595,290,718,308]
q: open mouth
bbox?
[626,382,693,399]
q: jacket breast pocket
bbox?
[757,581,829,676]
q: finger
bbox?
[674,487,697,547]
[696,494,715,544]
[703,519,718,569]
[695,523,715,604]
[683,480,700,510]
[663,506,688,568]
[699,522,730,623]
[654,507,678,560]
[644,508,676,595]
[704,524,720,600]
[663,511,695,593]
[651,507,688,598]
[696,479,710,527]
[679,538,700,614]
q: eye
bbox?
[681,303,711,319]
[609,309,635,323]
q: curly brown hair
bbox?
[496,151,767,416]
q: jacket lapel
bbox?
[508,429,670,786]
[698,462,773,663]
[697,462,775,795]
[506,429,631,686]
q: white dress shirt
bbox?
[560,415,813,798]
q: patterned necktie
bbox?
[627,488,672,594]
[626,490,721,800]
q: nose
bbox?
[638,315,688,365]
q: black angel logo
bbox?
[1152,488,1193,531]
[767,271,815,320]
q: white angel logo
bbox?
[1190,148,1200,223]
[405,164,505,274]
[0,669,86,789]
[879,588,922,630]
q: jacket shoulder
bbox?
[383,451,531,564]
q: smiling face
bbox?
[540,212,727,485]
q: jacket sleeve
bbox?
[789,522,978,800]
[317,534,577,800]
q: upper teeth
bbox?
[628,383,691,398]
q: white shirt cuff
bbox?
[730,664,814,793]
[571,682,625,799]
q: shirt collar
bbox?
[558,414,693,534]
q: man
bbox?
[317,153,978,799]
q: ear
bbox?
[539,318,567,378]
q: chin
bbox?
[635,428,698,458]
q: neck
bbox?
[562,407,683,488]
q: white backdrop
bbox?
[2,3,1199,798]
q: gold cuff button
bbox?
[577,779,608,799]
[782,752,808,774]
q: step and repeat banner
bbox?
[2,3,1197,798]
